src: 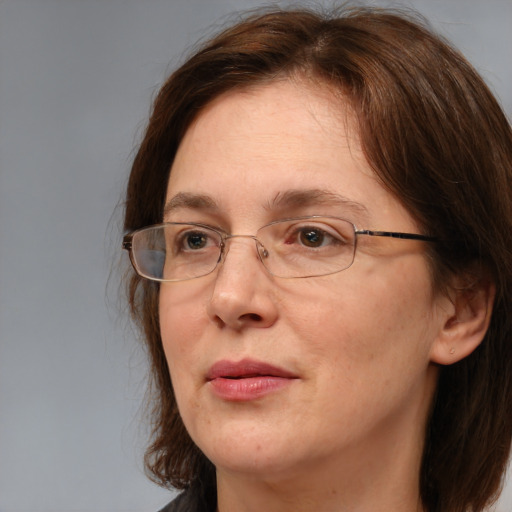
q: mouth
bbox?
[206,358,298,401]
[206,358,297,380]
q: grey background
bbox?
[0,1,510,511]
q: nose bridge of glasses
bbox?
[221,234,268,259]
[224,234,259,242]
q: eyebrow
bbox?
[163,192,219,217]
[266,189,369,219]
[163,188,369,219]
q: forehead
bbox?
[165,80,413,230]
[173,79,358,165]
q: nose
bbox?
[206,235,278,330]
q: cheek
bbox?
[351,270,437,381]
[281,260,436,374]
[158,285,208,381]
[160,282,207,336]
[158,289,210,432]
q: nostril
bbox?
[242,313,263,322]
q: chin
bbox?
[195,421,301,477]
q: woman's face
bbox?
[159,80,446,483]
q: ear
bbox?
[430,277,495,365]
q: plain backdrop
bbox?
[0,1,511,511]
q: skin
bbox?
[158,79,476,512]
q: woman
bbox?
[122,7,512,512]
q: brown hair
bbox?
[124,7,512,511]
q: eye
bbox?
[185,231,208,250]
[286,225,344,249]
[175,229,219,252]
[299,228,328,247]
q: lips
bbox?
[206,358,298,401]
[207,359,296,380]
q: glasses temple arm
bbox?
[355,230,437,242]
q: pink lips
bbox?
[206,359,298,401]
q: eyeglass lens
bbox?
[130,218,357,281]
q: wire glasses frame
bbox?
[122,216,436,282]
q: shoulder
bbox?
[157,490,192,512]
[157,484,216,512]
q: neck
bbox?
[216,425,426,512]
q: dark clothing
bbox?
[158,482,217,512]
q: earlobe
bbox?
[430,278,495,365]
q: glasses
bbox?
[122,216,436,282]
